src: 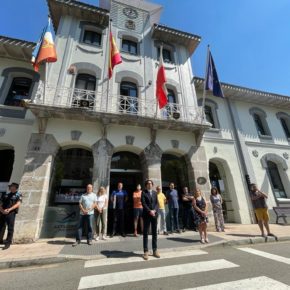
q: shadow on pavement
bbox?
[166,237,199,243]
[47,240,75,245]
[100,250,142,258]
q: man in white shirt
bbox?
[72,184,96,246]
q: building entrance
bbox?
[108,151,143,235]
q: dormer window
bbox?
[82,30,102,46]
[122,39,138,55]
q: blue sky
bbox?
[1,0,290,95]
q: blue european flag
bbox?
[205,50,224,98]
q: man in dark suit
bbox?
[141,179,160,260]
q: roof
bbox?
[152,24,201,56]
[0,35,35,61]
[47,0,110,31]
[194,76,290,109]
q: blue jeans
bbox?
[169,207,179,232]
[76,214,94,242]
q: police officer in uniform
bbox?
[0,183,22,250]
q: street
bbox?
[1,241,290,290]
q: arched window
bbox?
[198,98,220,129]
[167,89,176,104]
[249,108,271,137]
[120,81,138,114]
[253,113,267,136]
[163,89,178,118]
[204,105,215,128]
[75,73,96,91]
[4,77,32,107]
[73,74,96,108]
[267,161,286,198]
[280,118,290,139]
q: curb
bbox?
[0,256,81,270]
[205,235,290,248]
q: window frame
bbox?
[121,38,138,55]
[157,47,173,63]
[249,107,272,139]
[276,112,290,141]
[82,30,102,47]
[198,98,220,130]
[120,81,138,114]
[267,160,287,199]
[4,77,32,107]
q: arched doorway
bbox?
[0,148,14,193]
[209,160,236,223]
[109,151,143,234]
[42,148,94,238]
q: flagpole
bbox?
[200,45,210,124]
[105,19,112,113]
[43,62,48,105]
[155,46,161,118]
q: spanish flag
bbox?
[32,17,57,72]
[108,32,122,79]
[156,46,168,109]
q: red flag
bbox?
[108,32,122,79]
[156,46,168,109]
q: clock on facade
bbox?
[123,7,138,19]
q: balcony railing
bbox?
[32,84,205,124]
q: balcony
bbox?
[27,84,210,132]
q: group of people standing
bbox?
[72,181,226,249]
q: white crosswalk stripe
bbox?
[182,276,290,290]
[84,249,208,268]
[238,247,290,265]
[78,259,239,289]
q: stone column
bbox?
[91,138,114,191]
[14,133,59,243]
[140,142,163,186]
[187,145,215,228]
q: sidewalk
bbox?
[0,223,289,269]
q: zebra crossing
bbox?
[77,248,290,290]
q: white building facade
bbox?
[0,0,289,242]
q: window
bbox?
[75,74,96,91]
[157,47,172,63]
[204,105,216,128]
[120,81,138,114]
[267,161,287,198]
[4,77,32,107]
[280,118,290,139]
[164,89,178,118]
[122,39,137,55]
[250,108,271,137]
[253,113,267,136]
[73,74,96,108]
[82,30,101,46]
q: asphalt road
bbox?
[1,241,290,290]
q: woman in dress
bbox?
[133,184,143,237]
[192,188,209,243]
[95,186,108,241]
[210,187,225,232]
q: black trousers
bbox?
[0,212,16,244]
[112,209,125,235]
[143,215,158,252]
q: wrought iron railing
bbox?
[32,83,204,124]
